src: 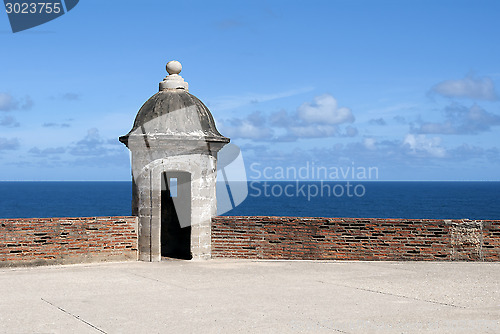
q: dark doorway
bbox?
[161,171,192,259]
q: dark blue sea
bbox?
[0,181,498,220]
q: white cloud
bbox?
[297,94,354,124]
[29,147,66,156]
[403,134,446,158]
[43,122,71,128]
[223,120,274,140]
[219,94,356,141]
[363,137,377,150]
[0,116,20,127]
[0,93,33,111]
[61,93,80,101]
[240,134,500,179]
[0,93,15,111]
[288,124,337,138]
[220,111,273,140]
[0,137,20,151]
[70,128,108,156]
[416,103,500,135]
[24,129,128,168]
[369,118,386,126]
[393,115,406,124]
[343,126,358,137]
[432,75,497,100]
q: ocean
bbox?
[0,181,499,220]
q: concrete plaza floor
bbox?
[0,259,499,333]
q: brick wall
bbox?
[212,216,500,261]
[0,216,138,267]
[483,220,500,261]
[2,215,497,265]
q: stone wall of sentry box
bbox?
[0,216,138,267]
[211,217,500,261]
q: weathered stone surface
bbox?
[451,221,483,261]
[119,90,228,145]
[119,62,229,261]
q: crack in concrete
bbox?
[326,325,350,333]
[316,280,466,309]
[41,298,107,333]
[127,272,190,290]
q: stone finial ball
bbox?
[166,60,182,75]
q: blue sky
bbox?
[1,0,500,181]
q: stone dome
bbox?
[119,61,229,146]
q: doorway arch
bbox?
[135,155,217,261]
[161,171,192,259]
